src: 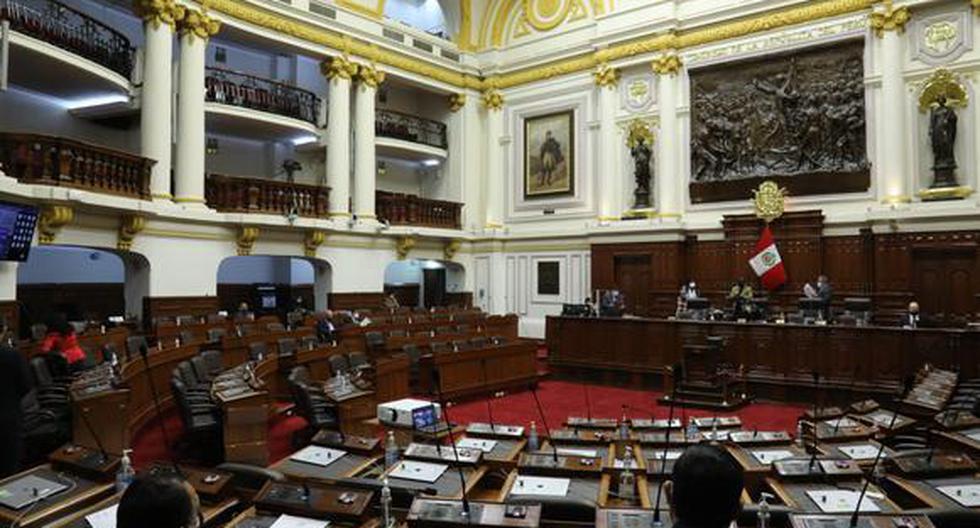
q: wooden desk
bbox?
[766,478,900,513]
[547,316,980,402]
[71,386,131,456]
[0,465,114,528]
[226,506,381,528]
[885,474,980,511]
[253,480,374,523]
[55,489,239,527]
[420,342,538,399]
[213,361,276,466]
[328,388,377,437]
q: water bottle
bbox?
[619,446,636,500]
[384,431,399,468]
[796,420,805,447]
[116,449,135,493]
[528,422,539,451]
[686,419,699,440]
[618,410,630,440]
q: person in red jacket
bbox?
[40,314,85,368]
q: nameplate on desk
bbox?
[821,417,860,429]
[84,503,119,528]
[936,484,980,507]
[751,450,796,465]
[456,438,498,453]
[465,423,524,438]
[511,476,570,497]
[405,443,482,465]
[389,461,448,483]
[631,418,681,429]
[838,444,882,460]
[692,416,742,428]
[290,446,347,467]
[556,448,598,458]
[647,450,682,461]
[269,513,330,528]
[805,490,881,513]
[729,431,791,443]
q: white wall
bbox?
[384,0,447,35]
[0,89,139,152]
[218,256,315,285]
[17,246,124,284]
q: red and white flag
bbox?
[748,226,787,291]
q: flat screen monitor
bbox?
[255,285,277,309]
[844,297,872,313]
[686,297,710,311]
[798,298,825,312]
[0,201,38,262]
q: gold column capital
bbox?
[133,0,186,30]
[236,226,259,256]
[321,55,359,81]
[449,93,467,112]
[651,53,683,76]
[38,205,74,245]
[178,8,221,40]
[593,63,620,88]
[357,63,386,88]
[304,230,326,257]
[118,214,147,252]
[870,1,911,38]
[396,236,416,260]
[482,88,505,111]
[444,239,462,260]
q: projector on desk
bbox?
[378,398,442,429]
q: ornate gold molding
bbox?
[449,93,467,112]
[321,55,359,81]
[357,63,386,88]
[133,0,185,30]
[651,53,683,76]
[625,119,654,148]
[918,69,968,112]
[179,8,220,40]
[38,205,73,245]
[336,0,385,19]
[304,230,326,257]
[117,214,146,252]
[444,239,462,260]
[973,0,980,16]
[869,0,910,38]
[592,62,620,88]
[236,226,259,256]
[482,88,505,111]
[752,181,787,223]
[396,235,415,260]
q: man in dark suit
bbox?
[901,301,922,329]
[0,344,32,477]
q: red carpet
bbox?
[131,380,805,468]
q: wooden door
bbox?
[423,268,447,308]
[913,250,976,325]
[614,254,651,316]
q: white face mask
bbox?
[689,282,696,289]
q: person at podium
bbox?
[802,274,833,319]
[676,279,700,314]
[726,278,754,319]
[901,301,922,329]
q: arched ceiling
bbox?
[477,0,613,49]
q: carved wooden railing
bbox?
[0,0,134,77]
[375,109,447,150]
[206,174,330,218]
[206,67,322,125]
[376,190,461,229]
[0,133,152,199]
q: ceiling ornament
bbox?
[918,69,968,112]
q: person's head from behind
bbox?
[666,444,744,528]
[908,301,919,314]
[117,473,200,528]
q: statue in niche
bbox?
[929,95,958,188]
[631,137,653,209]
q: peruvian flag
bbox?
[748,226,787,291]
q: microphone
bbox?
[833,369,862,437]
[479,359,496,432]
[583,382,593,425]
[653,363,680,526]
[138,344,182,477]
[528,383,560,464]
[849,408,901,528]
[808,372,822,469]
[66,389,110,466]
[431,369,471,522]
[301,481,311,506]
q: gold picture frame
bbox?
[524,110,575,198]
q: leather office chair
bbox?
[287,366,338,445]
[126,335,149,357]
[267,322,286,333]
[177,361,209,392]
[402,344,422,389]
[190,355,213,384]
[171,368,211,404]
[364,331,386,354]
[347,351,370,371]
[179,330,196,345]
[29,356,70,410]
[328,354,350,376]
[169,377,222,461]
[207,328,226,343]
[20,390,70,466]
[248,342,268,361]
[201,349,223,376]
[277,338,298,358]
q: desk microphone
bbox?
[11,487,46,528]
[138,344,182,477]
[479,359,496,432]
[807,372,822,469]
[583,381,593,425]
[529,383,560,464]
[849,408,901,528]
[653,363,680,526]
[431,369,471,522]
[301,481,311,506]
[66,389,110,466]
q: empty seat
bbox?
[207,328,227,343]
[179,330,196,345]
[267,322,286,333]
[201,349,223,375]
[364,331,386,352]
[328,354,350,376]
[277,338,298,358]
[248,342,268,361]
[190,355,213,384]
[126,336,149,357]
[348,351,369,371]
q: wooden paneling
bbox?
[328,292,386,311]
[143,296,220,322]
[593,211,980,322]
[18,283,125,334]
[384,284,420,308]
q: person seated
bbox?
[665,444,744,528]
[676,279,700,315]
[583,297,597,317]
[802,274,833,320]
[352,311,372,327]
[727,278,754,319]
[383,293,400,310]
[316,310,338,344]
[234,301,254,322]
[117,473,202,528]
[40,314,86,372]
[901,301,922,329]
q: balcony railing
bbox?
[206,174,330,218]
[376,109,447,150]
[0,0,134,78]
[376,190,461,229]
[0,133,152,199]
[206,67,322,125]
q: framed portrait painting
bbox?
[524,110,574,198]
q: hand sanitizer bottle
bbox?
[384,431,399,469]
[528,421,539,451]
[116,449,135,493]
[619,446,636,500]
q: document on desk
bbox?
[647,450,683,461]
[389,461,448,483]
[290,446,347,467]
[269,514,330,528]
[838,444,883,460]
[457,438,498,453]
[556,447,598,458]
[821,417,860,429]
[751,450,796,465]
[511,476,570,497]
[965,430,980,443]
[84,503,119,528]
[937,484,980,507]
[805,490,881,513]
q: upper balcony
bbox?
[205,174,330,219]
[1,0,134,97]
[0,132,152,199]
[375,109,448,161]
[205,67,323,142]
[376,190,461,230]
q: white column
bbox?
[483,89,505,229]
[137,9,177,200]
[353,64,383,221]
[174,10,219,205]
[654,54,682,217]
[873,5,910,203]
[322,57,356,218]
[452,93,482,230]
[595,65,620,219]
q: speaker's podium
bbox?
[658,335,749,410]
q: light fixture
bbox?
[63,93,129,110]
[420,159,440,167]
[291,135,318,146]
